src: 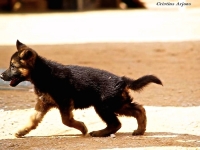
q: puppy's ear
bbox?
[16,40,36,60]
[16,40,28,51]
[19,49,34,60]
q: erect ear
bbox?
[16,40,28,51]
[19,49,34,60]
[16,40,36,60]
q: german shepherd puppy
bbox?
[0,40,162,138]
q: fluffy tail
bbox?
[122,75,163,91]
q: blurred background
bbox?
[0,0,148,12]
[0,0,199,12]
[0,0,155,12]
[0,0,200,45]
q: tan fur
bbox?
[15,93,88,137]
[116,89,147,135]
[117,103,146,135]
[35,91,58,106]
[19,50,27,58]
[18,68,29,77]
[19,49,37,67]
[121,87,129,100]
[20,59,27,65]
[59,100,88,135]
[15,93,56,138]
[132,105,146,135]
[15,110,44,138]
[11,59,20,67]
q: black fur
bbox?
[122,75,163,91]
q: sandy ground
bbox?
[0,42,200,150]
[0,9,200,150]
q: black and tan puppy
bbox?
[0,40,162,138]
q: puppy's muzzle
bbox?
[0,72,6,80]
[0,73,3,79]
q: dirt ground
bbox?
[0,41,200,149]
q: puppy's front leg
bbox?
[15,100,51,138]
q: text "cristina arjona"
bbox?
[156,2,191,7]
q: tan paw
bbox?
[15,129,29,138]
[132,129,145,136]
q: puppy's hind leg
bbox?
[15,100,52,138]
[116,93,147,135]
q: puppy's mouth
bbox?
[10,78,21,87]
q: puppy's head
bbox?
[0,40,37,87]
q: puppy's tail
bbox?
[122,75,163,91]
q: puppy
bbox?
[0,40,162,137]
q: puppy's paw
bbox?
[132,129,145,136]
[89,131,100,137]
[15,129,29,138]
[89,131,109,137]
